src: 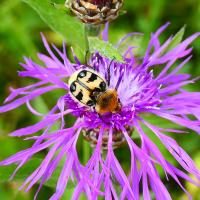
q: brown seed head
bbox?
[66,0,124,24]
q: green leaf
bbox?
[22,0,86,53]
[0,158,74,188]
[162,25,186,54]
[88,37,124,62]
[117,34,144,56]
[20,0,125,61]
[168,25,186,50]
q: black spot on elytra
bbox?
[78,70,87,78]
[88,73,97,82]
[70,82,76,92]
[86,100,95,107]
[76,91,83,101]
[99,81,106,91]
[92,88,101,95]
[90,88,101,101]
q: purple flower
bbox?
[0,23,200,200]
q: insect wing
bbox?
[77,70,106,92]
[68,69,107,107]
[70,81,93,105]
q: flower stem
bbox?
[85,24,101,37]
[84,24,101,62]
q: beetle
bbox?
[68,67,121,115]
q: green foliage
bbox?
[22,0,124,61]
[161,25,186,54]
[88,37,124,62]
[22,0,86,53]
[0,158,72,188]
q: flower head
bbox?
[0,23,200,199]
[66,0,124,24]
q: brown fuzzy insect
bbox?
[95,89,121,115]
[66,0,124,24]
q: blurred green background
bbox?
[0,0,200,199]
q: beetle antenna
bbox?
[107,58,115,86]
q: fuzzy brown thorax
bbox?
[95,89,121,115]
